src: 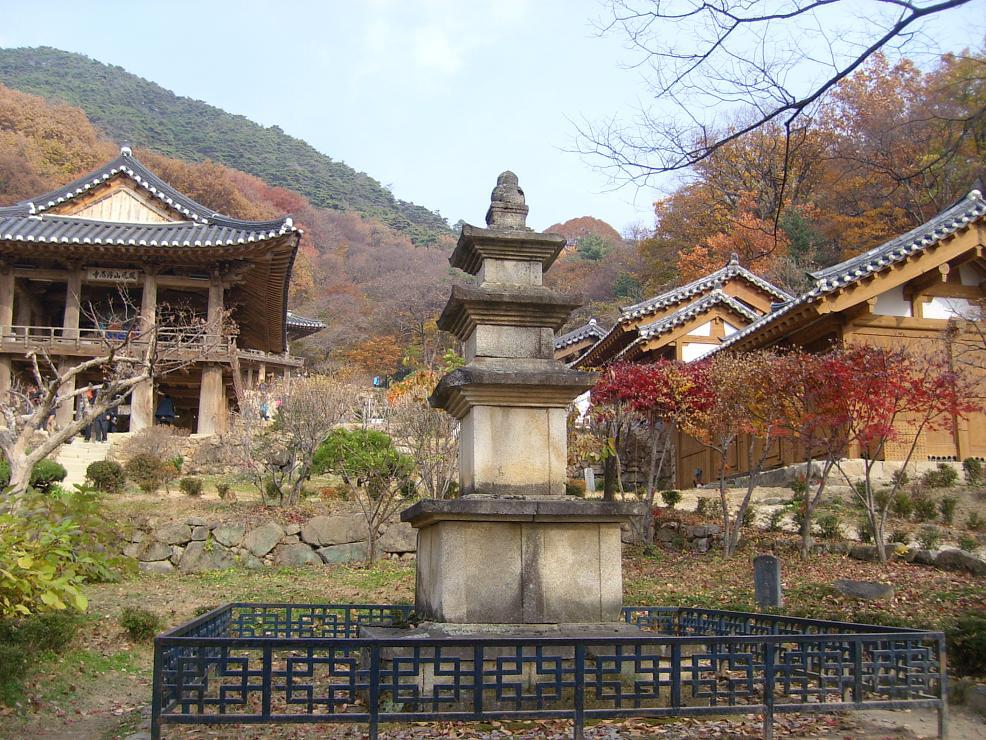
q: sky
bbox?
[0,0,984,233]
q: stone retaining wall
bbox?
[124,513,417,574]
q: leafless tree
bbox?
[1,298,229,502]
[577,0,975,203]
[220,375,356,506]
[387,394,459,499]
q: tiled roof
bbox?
[716,188,986,352]
[554,318,606,350]
[0,214,295,247]
[613,289,760,362]
[619,255,793,321]
[0,147,293,233]
[286,311,326,339]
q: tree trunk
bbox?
[603,453,617,502]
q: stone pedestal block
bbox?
[405,498,641,624]
[460,405,567,496]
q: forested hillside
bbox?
[0,47,450,245]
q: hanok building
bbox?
[0,148,323,434]
[675,188,986,487]
[577,256,793,367]
[554,318,606,365]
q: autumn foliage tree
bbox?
[591,361,702,542]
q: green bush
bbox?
[119,607,162,641]
[313,428,413,487]
[958,535,978,552]
[890,468,909,487]
[767,509,786,532]
[124,453,166,493]
[966,512,985,532]
[857,517,874,543]
[962,458,983,486]
[891,491,914,519]
[911,493,938,522]
[816,512,843,540]
[939,496,958,525]
[565,479,587,497]
[917,525,942,550]
[921,463,958,489]
[85,460,126,494]
[178,477,203,497]
[0,457,67,493]
[946,614,986,676]
[0,612,81,704]
[660,490,683,509]
[215,481,232,500]
[889,528,911,545]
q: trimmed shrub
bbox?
[124,453,166,493]
[565,479,587,497]
[939,496,958,525]
[962,458,983,486]
[85,460,126,494]
[889,528,911,545]
[0,458,68,492]
[119,607,162,641]
[946,614,986,676]
[890,468,909,487]
[767,509,786,532]
[816,512,843,540]
[178,477,203,497]
[911,493,937,522]
[917,525,942,551]
[857,517,874,543]
[0,612,80,704]
[921,463,958,489]
[660,490,683,509]
[215,481,233,500]
[966,511,985,532]
[891,491,914,519]
[958,535,978,552]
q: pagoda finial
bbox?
[120,145,133,157]
[728,252,740,266]
[485,171,529,230]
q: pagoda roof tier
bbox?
[429,362,596,418]
[286,311,327,340]
[449,224,567,275]
[437,285,581,341]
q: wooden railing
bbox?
[0,325,305,368]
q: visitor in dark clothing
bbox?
[155,393,176,425]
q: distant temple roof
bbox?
[716,188,986,352]
[554,318,606,351]
[286,311,326,340]
[620,254,793,322]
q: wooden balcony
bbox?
[0,325,304,369]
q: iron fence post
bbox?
[261,645,272,719]
[150,639,163,740]
[573,643,585,740]
[937,636,948,739]
[473,644,484,719]
[763,642,775,740]
[369,643,380,740]
[671,643,681,710]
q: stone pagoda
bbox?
[401,172,642,629]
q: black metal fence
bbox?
[152,604,946,739]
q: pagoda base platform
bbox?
[402,497,645,624]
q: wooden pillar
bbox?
[246,365,254,389]
[257,363,267,385]
[130,268,157,432]
[197,364,226,435]
[0,264,13,398]
[63,267,82,341]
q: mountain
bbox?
[0,46,449,244]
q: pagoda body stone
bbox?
[402,171,642,626]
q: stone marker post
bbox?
[401,172,643,628]
[754,554,783,608]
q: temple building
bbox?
[577,256,792,367]
[0,148,323,435]
[553,318,606,364]
[675,188,986,487]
